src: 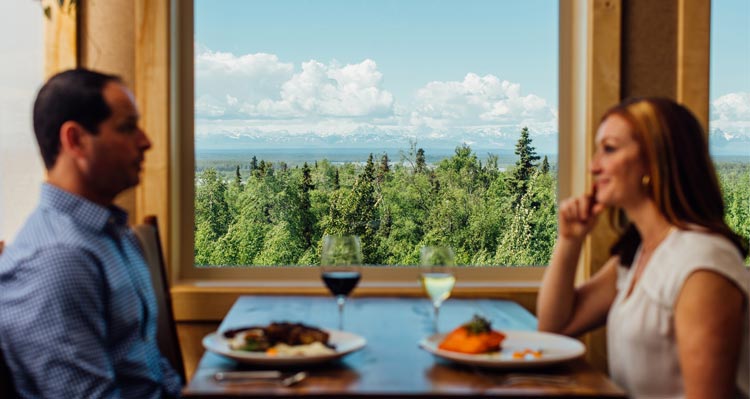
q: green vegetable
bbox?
[463,314,492,335]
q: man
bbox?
[0,69,182,398]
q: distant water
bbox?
[196,147,558,170]
[195,147,745,172]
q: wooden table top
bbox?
[183,296,626,398]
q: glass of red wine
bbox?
[320,235,362,330]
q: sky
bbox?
[194,0,749,156]
[709,0,750,153]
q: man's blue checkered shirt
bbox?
[0,184,182,398]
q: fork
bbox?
[213,371,308,387]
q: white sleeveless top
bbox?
[607,229,749,399]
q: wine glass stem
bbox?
[433,304,440,333]
[337,295,346,330]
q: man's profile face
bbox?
[82,82,151,198]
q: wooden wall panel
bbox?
[581,0,623,374]
[677,0,711,131]
[134,0,171,261]
[621,0,679,99]
[79,1,138,216]
[177,322,219,381]
[42,0,77,77]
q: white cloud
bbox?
[260,58,395,117]
[195,47,294,118]
[194,46,558,152]
[409,73,557,133]
[195,45,394,119]
[711,92,750,121]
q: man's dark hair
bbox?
[32,68,121,169]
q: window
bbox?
[193,0,560,269]
[709,0,750,262]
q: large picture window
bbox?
[709,0,750,262]
[193,0,559,267]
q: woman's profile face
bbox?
[591,114,649,208]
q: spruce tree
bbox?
[300,162,315,246]
[415,148,427,174]
[510,127,540,205]
[234,165,242,188]
[541,155,550,174]
[378,153,390,183]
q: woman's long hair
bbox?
[605,97,748,266]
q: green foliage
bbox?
[193,134,749,267]
[717,162,750,262]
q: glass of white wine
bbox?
[419,245,456,333]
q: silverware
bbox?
[497,373,575,388]
[213,370,308,387]
[280,371,308,387]
[214,370,283,381]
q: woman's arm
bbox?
[537,191,617,336]
[538,251,619,336]
[675,270,745,399]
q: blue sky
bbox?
[195,0,559,107]
[711,0,750,98]
[194,0,748,155]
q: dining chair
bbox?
[133,216,186,382]
[0,346,17,398]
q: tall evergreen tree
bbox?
[250,156,258,172]
[510,127,540,205]
[415,148,427,174]
[541,155,550,174]
[233,165,242,188]
[333,169,340,190]
[378,153,390,183]
[356,154,379,262]
[300,162,315,246]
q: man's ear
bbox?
[59,121,90,158]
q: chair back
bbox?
[133,216,186,382]
[0,346,17,398]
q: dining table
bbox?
[182,295,626,398]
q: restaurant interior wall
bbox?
[0,1,45,243]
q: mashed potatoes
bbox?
[270,342,336,356]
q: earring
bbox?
[641,175,651,187]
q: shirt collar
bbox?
[39,183,130,233]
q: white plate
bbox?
[419,330,585,369]
[202,329,367,366]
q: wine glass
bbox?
[320,235,363,330]
[419,246,456,333]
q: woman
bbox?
[537,97,749,398]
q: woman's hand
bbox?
[558,188,605,241]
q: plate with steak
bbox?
[203,322,366,366]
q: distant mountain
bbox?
[195,126,559,154]
[709,128,750,157]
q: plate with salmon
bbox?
[418,315,585,368]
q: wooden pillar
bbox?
[79,1,137,215]
[43,0,77,77]
[135,0,172,270]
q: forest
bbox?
[194,128,750,267]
